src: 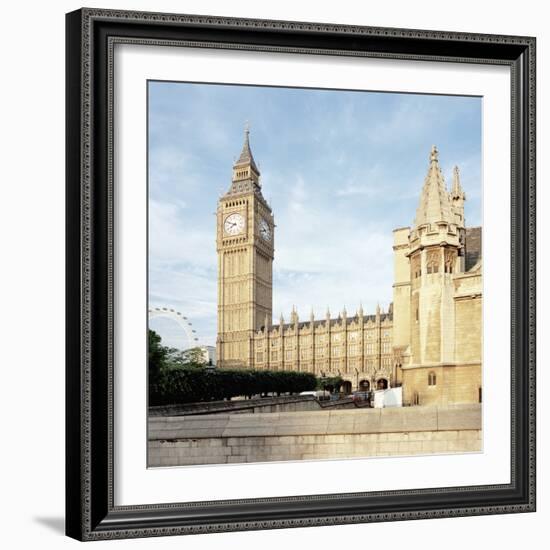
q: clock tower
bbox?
[216,127,274,369]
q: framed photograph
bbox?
[66,8,536,541]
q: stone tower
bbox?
[409,146,463,369]
[216,127,275,369]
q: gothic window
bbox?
[285,350,292,361]
[411,255,421,278]
[444,249,455,273]
[428,371,437,386]
[271,351,278,361]
[427,249,439,274]
[413,392,420,405]
[256,352,264,363]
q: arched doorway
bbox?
[376,378,388,390]
[341,381,352,395]
[358,379,370,391]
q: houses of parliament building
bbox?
[216,129,482,406]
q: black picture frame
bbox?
[66,8,536,541]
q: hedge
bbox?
[149,368,317,406]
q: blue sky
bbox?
[148,81,481,349]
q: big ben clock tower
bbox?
[216,127,274,369]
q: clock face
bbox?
[259,218,271,242]
[224,213,245,236]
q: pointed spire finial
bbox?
[234,122,260,175]
[451,165,465,199]
[430,145,439,163]
[414,145,453,227]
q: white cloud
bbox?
[149,199,216,269]
[147,84,481,349]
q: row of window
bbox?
[223,199,246,208]
[256,352,395,364]
[413,263,454,278]
[258,331,391,348]
[234,169,249,179]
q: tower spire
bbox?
[414,145,453,228]
[451,165,465,199]
[449,165,466,228]
[234,122,260,175]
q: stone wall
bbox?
[149,395,323,417]
[148,404,481,467]
[401,364,481,406]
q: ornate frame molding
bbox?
[66,8,536,541]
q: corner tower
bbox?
[216,127,274,368]
[409,146,462,364]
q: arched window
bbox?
[413,391,420,405]
[428,371,437,386]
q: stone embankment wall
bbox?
[148,404,481,466]
[149,395,361,417]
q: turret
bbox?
[408,146,461,368]
[414,145,454,228]
[450,165,466,228]
[290,305,299,326]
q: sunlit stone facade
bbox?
[216,131,482,404]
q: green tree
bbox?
[166,347,206,369]
[148,329,169,383]
[316,375,343,393]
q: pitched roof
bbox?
[234,127,260,174]
[465,226,482,271]
[414,145,453,227]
